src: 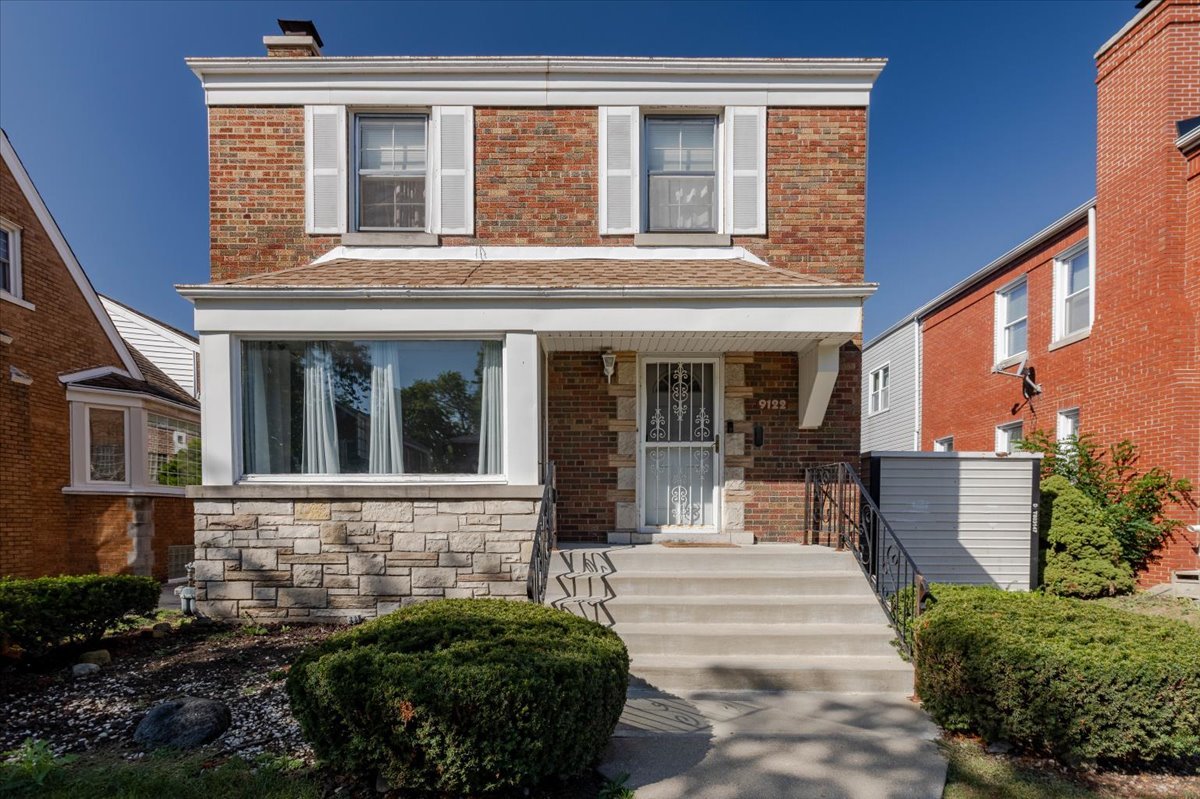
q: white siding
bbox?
[874,452,1039,590]
[862,321,917,451]
[101,298,200,397]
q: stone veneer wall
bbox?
[192,497,540,621]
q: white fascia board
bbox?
[310,245,769,265]
[58,365,131,383]
[178,285,875,302]
[185,56,885,108]
[0,132,143,379]
[64,384,201,418]
[188,294,866,337]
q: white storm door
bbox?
[640,358,721,532]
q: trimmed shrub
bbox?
[915,585,1200,766]
[1040,475,1133,598]
[287,599,629,794]
[0,574,160,657]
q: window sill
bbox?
[993,353,1027,372]
[189,483,545,500]
[633,233,732,247]
[63,485,187,497]
[1048,328,1091,352]
[341,231,439,247]
[0,291,34,311]
[867,408,889,417]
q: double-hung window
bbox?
[645,116,718,232]
[995,421,1023,454]
[868,365,890,415]
[87,406,128,483]
[1054,243,1091,342]
[356,115,428,231]
[1056,408,1080,441]
[0,218,21,299]
[996,279,1028,363]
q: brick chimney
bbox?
[264,19,323,57]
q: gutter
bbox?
[176,284,878,302]
[1177,125,1200,154]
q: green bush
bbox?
[286,599,629,794]
[915,585,1200,767]
[1039,475,1133,598]
[0,574,160,657]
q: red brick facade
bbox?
[918,0,1200,583]
[208,106,867,284]
[1,151,195,580]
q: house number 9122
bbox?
[758,399,788,410]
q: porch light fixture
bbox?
[601,351,616,383]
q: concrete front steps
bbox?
[547,543,913,694]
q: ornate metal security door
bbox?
[640,359,720,531]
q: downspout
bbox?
[913,316,923,450]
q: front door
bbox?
[639,358,721,533]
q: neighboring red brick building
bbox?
[0,130,200,582]
[177,22,884,618]
[863,0,1199,584]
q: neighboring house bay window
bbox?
[88,407,128,483]
[241,339,503,477]
[148,413,202,486]
[356,115,428,231]
[645,116,718,232]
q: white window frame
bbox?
[0,216,25,306]
[84,405,131,486]
[232,334,508,485]
[641,111,725,235]
[868,363,890,416]
[1051,240,1093,348]
[352,113,432,233]
[994,276,1029,367]
[1056,408,1080,441]
[933,436,954,452]
[995,421,1024,453]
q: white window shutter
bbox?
[304,105,347,235]
[598,106,640,234]
[725,106,767,235]
[433,106,474,235]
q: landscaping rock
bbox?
[151,622,172,639]
[71,663,101,678]
[986,741,1012,755]
[134,697,231,749]
[78,649,112,667]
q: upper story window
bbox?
[995,279,1028,363]
[0,218,23,300]
[868,364,890,415]
[1054,242,1091,342]
[356,115,429,232]
[933,436,954,452]
[1056,408,1080,441]
[645,116,718,232]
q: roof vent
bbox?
[265,19,323,57]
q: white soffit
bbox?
[311,245,769,265]
[186,56,886,108]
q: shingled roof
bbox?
[70,344,199,410]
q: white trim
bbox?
[1095,0,1161,59]
[933,436,954,452]
[1177,125,1200,153]
[305,105,348,235]
[354,111,432,234]
[867,361,890,416]
[431,106,475,235]
[0,215,23,300]
[64,384,201,418]
[1051,238,1092,346]
[0,290,34,311]
[724,106,767,235]
[181,284,874,302]
[310,244,770,265]
[83,404,131,486]
[59,365,132,384]
[913,317,923,450]
[61,485,186,497]
[0,132,143,379]
[636,355,723,535]
[798,340,840,429]
[186,56,886,109]
[598,106,641,235]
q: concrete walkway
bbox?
[600,686,947,799]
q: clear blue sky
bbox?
[0,0,1133,339]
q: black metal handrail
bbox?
[527,461,556,604]
[804,462,927,656]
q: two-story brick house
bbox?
[178,22,884,620]
[1,130,200,582]
[862,0,1199,585]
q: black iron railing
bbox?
[527,461,557,604]
[804,462,927,656]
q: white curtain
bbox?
[244,343,292,473]
[302,343,340,474]
[477,340,503,474]
[368,341,405,474]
